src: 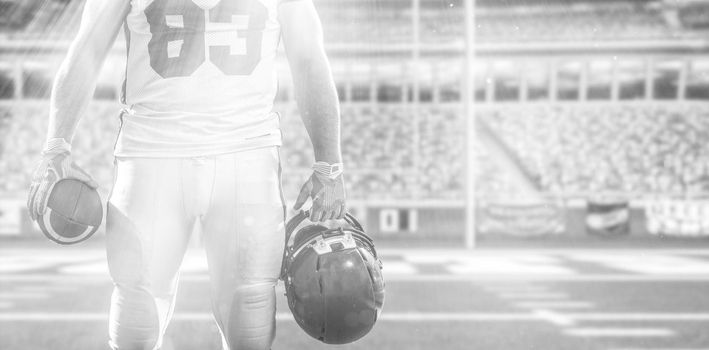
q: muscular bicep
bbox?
[71,0,131,62]
[278,0,326,63]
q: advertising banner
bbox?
[586,199,630,237]
[478,200,565,237]
[645,199,709,237]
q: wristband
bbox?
[42,138,72,155]
[312,161,343,180]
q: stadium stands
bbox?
[0,102,118,195]
[481,103,709,195]
[3,0,709,204]
[475,5,672,42]
[6,101,708,201]
[0,103,467,199]
[1,0,701,44]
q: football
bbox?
[37,179,103,245]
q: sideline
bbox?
[1,312,709,322]
[3,274,709,282]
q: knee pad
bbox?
[109,286,175,350]
[214,284,276,350]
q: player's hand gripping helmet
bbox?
[280,210,385,344]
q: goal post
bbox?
[463,0,476,248]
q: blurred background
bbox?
[2,0,709,349]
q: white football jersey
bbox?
[116,0,288,157]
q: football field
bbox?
[1,244,709,350]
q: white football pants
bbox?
[106,146,285,350]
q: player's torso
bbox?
[124,0,280,113]
[118,0,283,157]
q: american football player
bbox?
[26,0,345,349]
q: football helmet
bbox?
[280,210,385,344]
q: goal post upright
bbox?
[463,0,476,249]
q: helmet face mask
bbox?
[281,211,385,344]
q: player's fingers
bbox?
[328,205,340,221]
[325,209,335,221]
[322,208,333,221]
[310,206,324,222]
[330,204,340,221]
[27,182,36,211]
[311,193,326,219]
[32,181,47,219]
[335,202,346,220]
[27,183,39,220]
[293,182,312,210]
[34,179,56,217]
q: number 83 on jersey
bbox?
[143,0,268,78]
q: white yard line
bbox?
[1,312,709,322]
[384,275,709,282]
[532,309,576,327]
[0,312,539,322]
[498,292,569,300]
[14,285,76,292]
[567,313,709,321]
[564,327,675,337]
[610,348,709,350]
[384,249,709,256]
[514,301,595,309]
[3,274,709,283]
[0,292,48,299]
[481,283,551,292]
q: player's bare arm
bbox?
[279,0,346,222]
[26,0,130,221]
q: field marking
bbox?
[611,348,709,350]
[0,312,539,322]
[378,249,709,256]
[4,274,709,283]
[14,285,75,292]
[5,248,709,255]
[0,292,48,299]
[532,309,576,327]
[386,275,709,282]
[498,292,569,300]
[1,312,709,322]
[447,262,574,275]
[514,301,595,309]
[378,261,417,275]
[572,255,709,275]
[567,314,709,321]
[564,327,675,337]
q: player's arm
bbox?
[279,0,346,222]
[27,0,130,221]
[49,0,129,142]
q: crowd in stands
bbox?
[0,102,119,197]
[474,4,675,43]
[278,105,464,199]
[320,2,679,44]
[0,103,466,200]
[482,104,709,195]
[3,0,703,44]
[3,102,709,200]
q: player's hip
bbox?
[108,146,285,219]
